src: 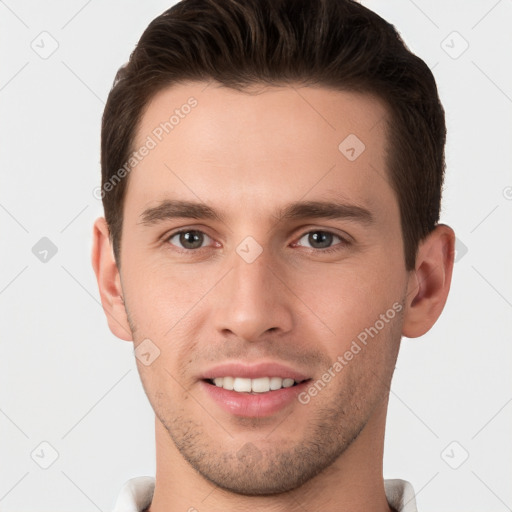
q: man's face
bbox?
[119,82,410,494]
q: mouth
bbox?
[199,362,312,418]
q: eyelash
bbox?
[164,229,350,254]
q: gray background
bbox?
[1,0,511,510]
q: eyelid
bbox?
[294,227,352,243]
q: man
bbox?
[92,0,455,510]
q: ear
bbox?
[91,217,132,341]
[402,224,455,338]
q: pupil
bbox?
[180,231,203,249]
[309,231,332,248]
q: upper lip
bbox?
[200,362,310,382]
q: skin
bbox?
[92,81,455,512]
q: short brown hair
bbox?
[101,0,446,270]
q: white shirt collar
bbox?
[112,476,418,512]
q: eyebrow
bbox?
[139,199,374,226]
[277,200,374,224]
[140,200,222,225]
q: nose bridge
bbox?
[212,242,293,340]
[233,245,273,303]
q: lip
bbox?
[199,362,311,418]
[200,379,310,418]
[200,362,310,382]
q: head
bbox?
[93,0,454,497]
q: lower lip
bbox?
[200,380,310,418]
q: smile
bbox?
[207,376,305,393]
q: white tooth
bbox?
[282,378,295,388]
[269,377,283,390]
[251,377,270,393]
[223,376,234,390]
[213,377,224,387]
[233,377,252,392]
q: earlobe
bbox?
[91,217,133,341]
[402,224,455,338]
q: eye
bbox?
[167,230,213,250]
[295,230,346,251]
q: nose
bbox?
[211,246,294,342]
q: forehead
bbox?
[128,81,394,221]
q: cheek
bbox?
[288,259,405,341]
[122,254,218,334]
